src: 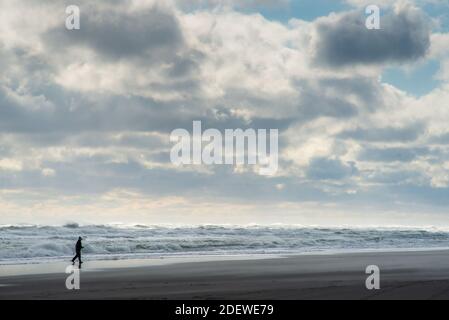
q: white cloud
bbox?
[0,0,448,224]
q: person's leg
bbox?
[72,254,77,263]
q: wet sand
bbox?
[2,250,449,299]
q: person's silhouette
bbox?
[71,237,84,267]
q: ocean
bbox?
[1,223,449,265]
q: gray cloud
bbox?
[291,77,380,123]
[359,146,429,162]
[44,6,184,61]
[313,5,431,67]
[429,132,449,145]
[0,0,448,224]
[363,169,427,185]
[339,124,425,142]
[306,157,358,180]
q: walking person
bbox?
[71,237,84,267]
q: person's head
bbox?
[78,237,82,241]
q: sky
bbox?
[0,0,449,226]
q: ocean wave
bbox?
[2,224,449,264]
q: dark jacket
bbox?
[75,240,83,253]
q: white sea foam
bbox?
[1,224,449,264]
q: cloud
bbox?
[0,0,448,224]
[313,3,431,67]
[359,146,430,162]
[306,157,358,180]
[430,132,449,144]
[44,5,184,61]
[175,0,290,11]
[339,124,425,142]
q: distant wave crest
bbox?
[1,224,449,264]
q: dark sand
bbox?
[2,250,449,299]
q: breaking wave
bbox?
[2,224,449,264]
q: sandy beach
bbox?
[1,250,449,300]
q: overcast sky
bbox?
[0,0,449,226]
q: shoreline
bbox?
[0,254,284,278]
[3,245,449,271]
[2,248,449,299]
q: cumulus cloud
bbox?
[0,0,448,224]
[313,3,431,67]
[44,5,184,61]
